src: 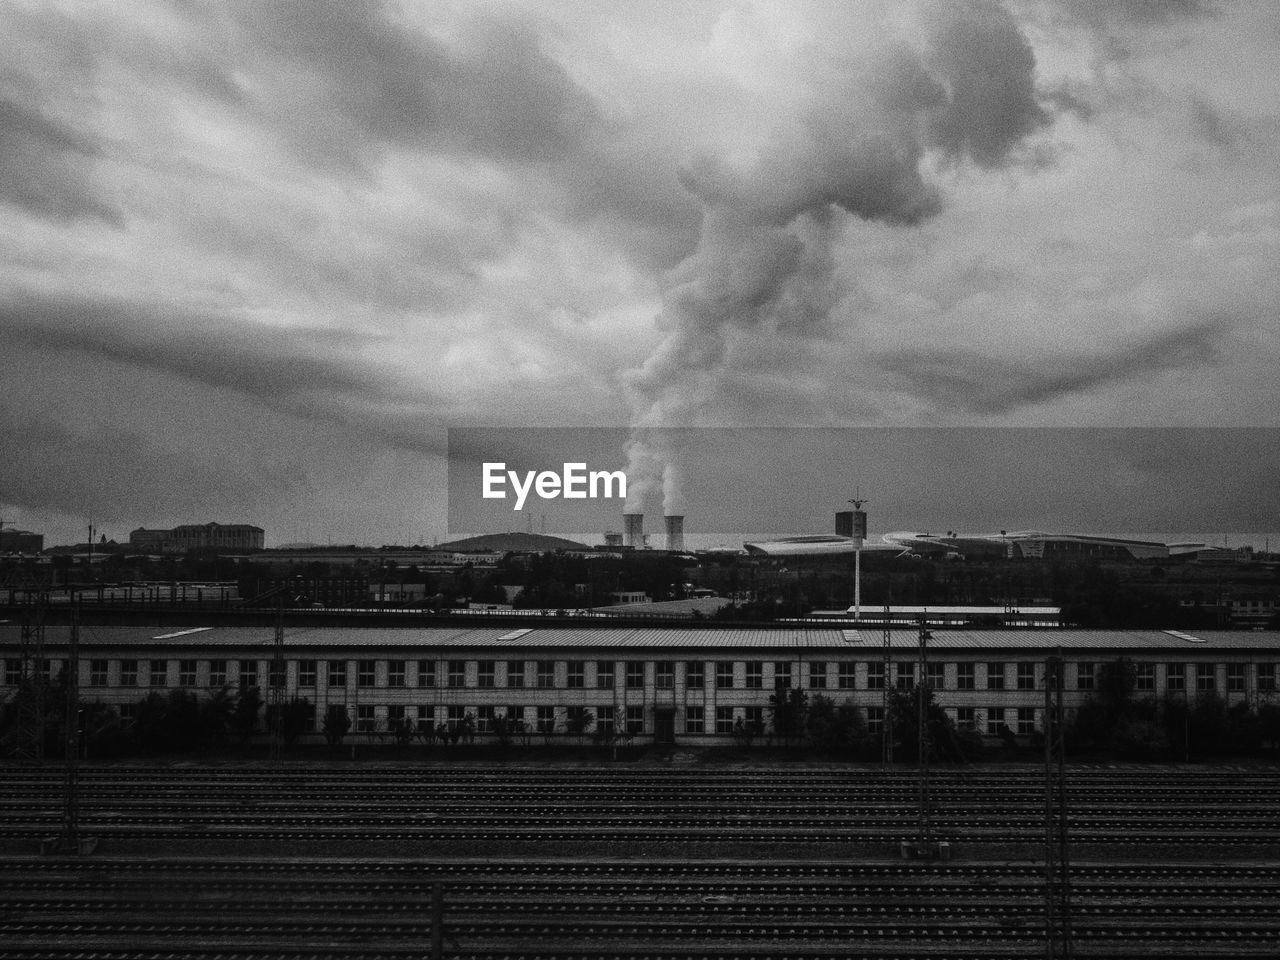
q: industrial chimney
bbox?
[623,513,644,549]
[664,515,684,552]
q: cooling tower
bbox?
[664,515,684,552]
[623,513,644,549]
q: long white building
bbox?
[4,624,1277,745]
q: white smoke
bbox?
[621,0,1049,516]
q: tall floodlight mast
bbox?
[837,495,868,621]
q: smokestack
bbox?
[624,513,644,549]
[664,515,684,552]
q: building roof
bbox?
[432,532,590,553]
[4,624,1278,654]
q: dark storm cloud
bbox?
[0,291,393,404]
[0,407,283,520]
[875,318,1226,414]
[0,290,469,460]
[0,95,120,224]
[921,0,1050,167]
[1054,0,1219,27]
[227,1,600,171]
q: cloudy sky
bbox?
[1,0,1277,546]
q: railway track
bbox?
[1,857,1277,959]
[2,765,1278,957]
[3,766,1279,847]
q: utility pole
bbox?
[61,606,81,849]
[47,604,95,855]
[881,595,893,765]
[269,598,285,764]
[901,618,944,859]
[14,579,47,765]
[1044,652,1073,958]
[916,618,932,851]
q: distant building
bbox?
[129,523,264,553]
[1231,596,1277,627]
[128,529,170,550]
[0,529,43,553]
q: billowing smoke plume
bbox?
[621,0,1049,515]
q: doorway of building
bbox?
[655,707,675,744]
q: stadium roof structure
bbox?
[432,532,591,553]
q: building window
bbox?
[1166,663,1186,692]
[836,662,856,689]
[1077,663,1095,691]
[447,660,466,688]
[626,706,645,735]
[867,662,885,690]
[120,659,138,686]
[896,662,914,690]
[1227,663,1245,692]
[357,660,377,688]
[418,660,436,688]
[866,706,884,734]
[500,706,523,731]
[655,661,674,689]
[774,661,792,688]
[469,705,491,733]
[537,660,556,688]
[1017,707,1037,735]
[685,705,704,734]
[956,663,975,690]
[596,661,614,689]
[715,706,735,734]
[744,705,764,733]
[927,662,945,689]
[328,660,347,689]
[1134,663,1155,691]
[88,659,108,686]
[956,706,976,730]
[625,661,645,689]
[208,660,229,691]
[477,661,496,688]
[1017,663,1036,691]
[507,660,525,688]
[716,661,734,689]
[537,706,557,734]
[1196,663,1216,692]
[685,661,705,687]
[986,663,1005,691]
[567,660,586,688]
[595,705,614,736]
[446,706,467,729]
[388,660,406,688]
[356,705,376,732]
[151,660,170,687]
[179,660,197,687]
[808,661,827,690]
[746,661,764,689]
[297,660,316,688]
[1258,663,1277,693]
[4,659,22,686]
[986,707,1005,735]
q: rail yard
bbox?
[2,762,1278,958]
